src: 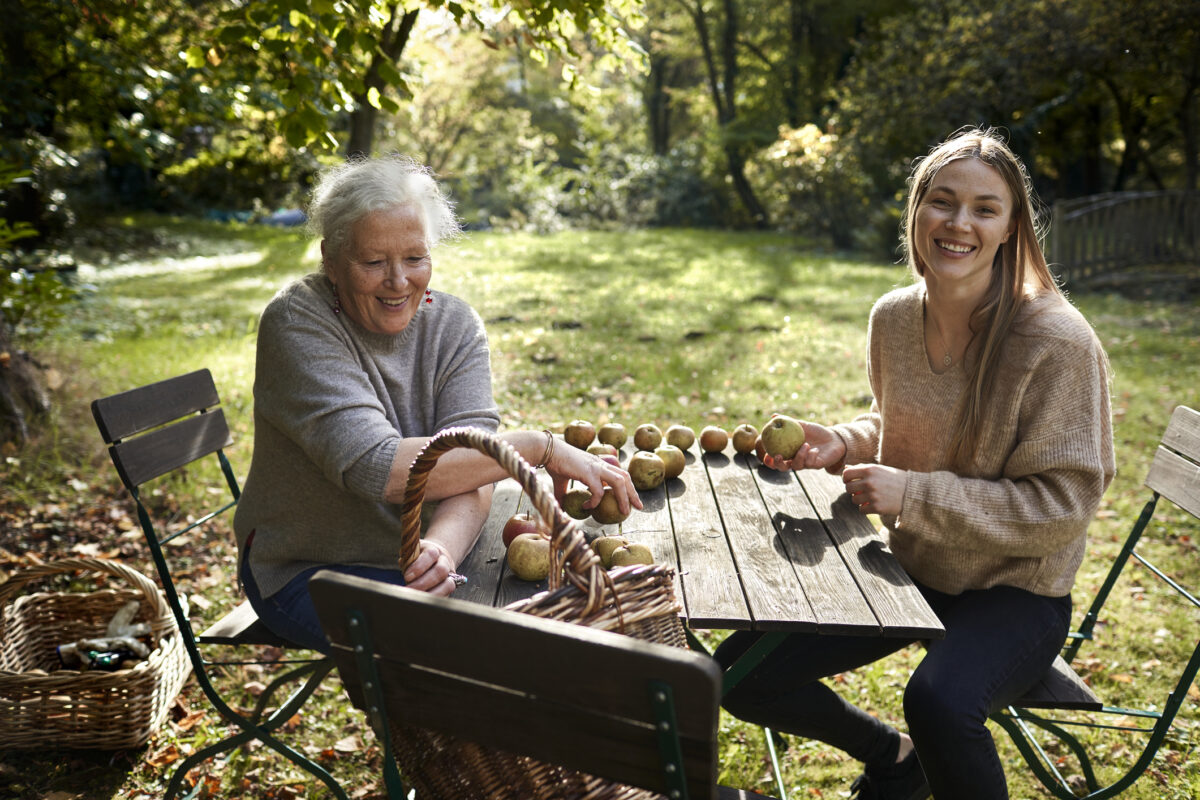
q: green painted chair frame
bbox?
[92,368,348,800]
[991,404,1200,799]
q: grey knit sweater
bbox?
[832,283,1115,597]
[234,273,501,597]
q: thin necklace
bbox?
[926,300,953,368]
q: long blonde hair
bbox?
[901,127,1061,469]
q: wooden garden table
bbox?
[451,441,945,645]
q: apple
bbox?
[654,444,685,479]
[507,533,551,581]
[627,450,666,491]
[610,542,654,567]
[596,422,627,449]
[633,423,663,451]
[591,535,629,568]
[731,423,758,455]
[588,443,619,457]
[591,486,630,525]
[665,424,695,451]
[760,415,806,460]
[561,488,592,520]
[502,512,541,548]
[699,426,728,453]
[563,419,596,450]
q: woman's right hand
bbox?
[761,421,847,473]
[545,442,643,515]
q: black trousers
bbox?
[715,582,1071,799]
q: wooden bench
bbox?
[310,570,779,800]
[992,404,1200,799]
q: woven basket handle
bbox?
[399,427,610,612]
[0,557,168,621]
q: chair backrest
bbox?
[91,369,240,638]
[1069,405,1200,710]
[1145,405,1200,520]
[310,571,724,800]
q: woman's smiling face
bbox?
[326,204,431,336]
[914,157,1015,293]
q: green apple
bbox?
[628,450,666,490]
[760,415,806,460]
[506,533,550,581]
[665,424,695,451]
[654,444,685,479]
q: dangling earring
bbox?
[331,284,342,314]
[425,289,433,304]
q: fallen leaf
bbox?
[146,743,182,768]
[1110,673,1133,683]
[335,734,363,753]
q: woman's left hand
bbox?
[841,463,908,516]
[402,538,458,596]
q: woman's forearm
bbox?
[383,430,552,504]
[422,483,494,567]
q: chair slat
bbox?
[107,409,233,489]
[1160,405,1200,464]
[92,368,220,442]
[1009,656,1101,711]
[1146,444,1200,520]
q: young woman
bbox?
[716,128,1115,799]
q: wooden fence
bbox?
[1047,190,1200,288]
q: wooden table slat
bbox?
[748,456,879,634]
[701,449,818,631]
[798,469,945,638]
[667,447,753,629]
[619,465,686,617]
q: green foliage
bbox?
[0,164,73,342]
[754,125,884,252]
[0,268,75,340]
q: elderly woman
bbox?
[233,156,639,652]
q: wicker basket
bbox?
[392,427,687,800]
[0,557,192,750]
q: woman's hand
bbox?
[761,421,847,473]
[402,538,459,597]
[546,442,643,515]
[841,463,908,516]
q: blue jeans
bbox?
[716,582,1071,799]
[239,545,406,653]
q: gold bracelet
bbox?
[537,429,554,468]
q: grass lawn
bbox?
[2,214,1198,799]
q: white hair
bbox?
[307,154,460,267]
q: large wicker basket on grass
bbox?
[391,427,687,800]
[0,557,191,750]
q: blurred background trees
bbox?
[2,0,1197,247]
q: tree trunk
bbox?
[0,324,50,447]
[645,53,673,155]
[346,4,419,159]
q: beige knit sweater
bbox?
[832,283,1115,597]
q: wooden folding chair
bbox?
[310,570,779,800]
[992,405,1200,799]
[92,368,348,799]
